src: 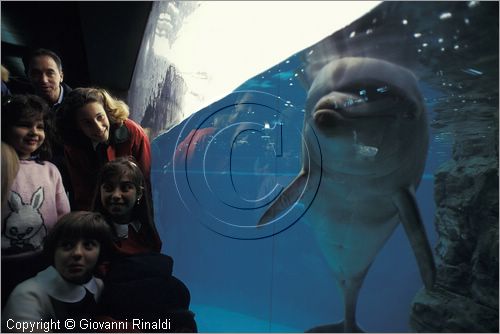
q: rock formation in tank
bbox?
[410,101,499,333]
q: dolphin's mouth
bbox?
[314,96,401,120]
[312,83,416,126]
[312,84,417,161]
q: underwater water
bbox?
[147,2,498,332]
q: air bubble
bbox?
[439,12,452,20]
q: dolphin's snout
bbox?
[312,92,359,130]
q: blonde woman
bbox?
[1,142,19,207]
[57,87,151,210]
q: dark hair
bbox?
[44,211,114,265]
[91,157,159,243]
[26,48,63,74]
[1,94,52,161]
[56,87,129,147]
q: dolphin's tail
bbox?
[306,321,365,333]
[305,270,368,333]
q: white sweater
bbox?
[2,266,103,332]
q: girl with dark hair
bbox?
[1,94,70,307]
[57,87,151,211]
[92,157,197,332]
[92,157,160,254]
[2,211,113,332]
[1,94,53,161]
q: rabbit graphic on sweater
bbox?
[2,187,47,252]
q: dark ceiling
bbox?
[1,1,152,97]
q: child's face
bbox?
[54,238,100,284]
[100,175,142,224]
[7,117,45,159]
[76,102,110,143]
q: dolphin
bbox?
[258,57,435,332]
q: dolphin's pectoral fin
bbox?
[393,188,436,290]
[257,171,309,226]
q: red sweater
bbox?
[64,119,151,210]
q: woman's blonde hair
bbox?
[1,142,19,207]
[98,88,129,124]
[1,65,10,82]
[57,87,130,146]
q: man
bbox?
[25,48,74,206]
[26,48,72,109]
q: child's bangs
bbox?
[58,216,110,244]
[16,110,45,124]
[101,162,142,186]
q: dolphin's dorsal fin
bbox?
[257,171,309,226]
[392,187,436,290]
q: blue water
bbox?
[148,2,498,332]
